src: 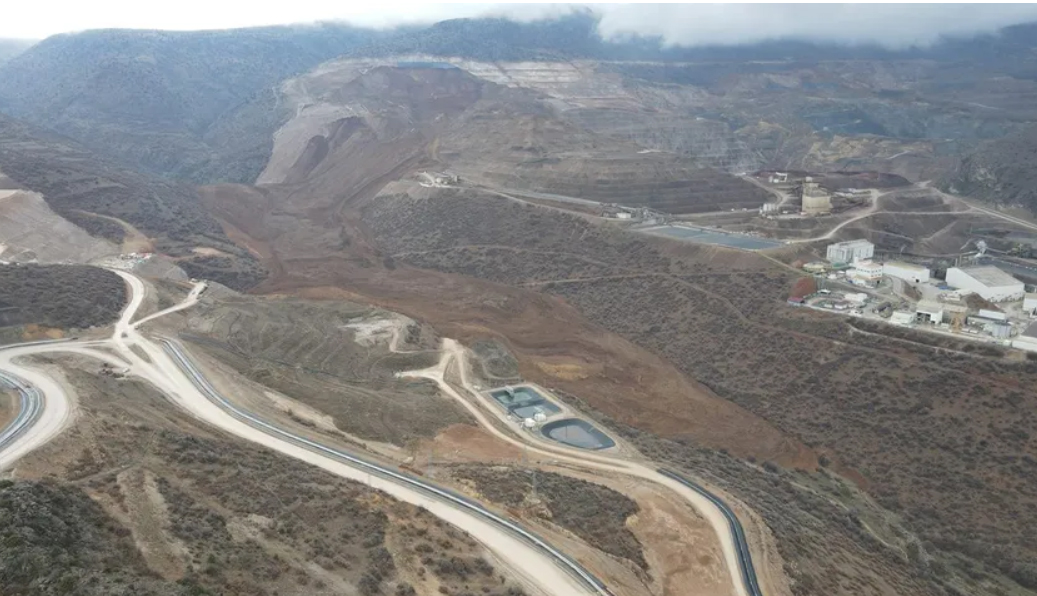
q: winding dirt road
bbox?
[0,272,599,596]
[402,340,754,596]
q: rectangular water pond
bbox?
[489,386,562,418]
[541,419,616,450]
[643,226,784,250]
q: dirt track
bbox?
[401,339,748,596]
[0,272,605,596]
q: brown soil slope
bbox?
[202,179,801,466]
[195,63,1037,596]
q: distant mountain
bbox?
[0,24,385,181]
[3,13,1037,188]
[0,39,33,65]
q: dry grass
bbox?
[182,296,471,446]
[449,465,646,570]
[359,187,1037,596]
[14,361,527,596]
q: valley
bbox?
[2,10,1037,596]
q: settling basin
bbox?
[541,419,616,450]
[489,385,562,419]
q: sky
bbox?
[5,3,1037,48]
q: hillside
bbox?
[0,114,264,289]
[0,39,33,65]
[0,264,125,332]
[945,124,1037,211]
[0,25,384,181]
[253,62,767,215]
[5,15,1037,188]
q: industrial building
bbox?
[1012,322,1037,352]
[1024,293,1037,315]
[826,239,874,264]
[847,260,882,285]
[946,266,1025,302]
[801,177,832,215]
[915,300,944,324]
[883,261,931,284]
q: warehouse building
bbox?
[883,261,931,284]
[1024,293,1037,315]
[826,239,874,264]
[1013,322,1037,352]
[946,266,1025,302]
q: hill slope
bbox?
[0,25,383,182]
[0,39,33,65]
[945,124,1037,211]
[0,114,264,289]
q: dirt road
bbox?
[0,271,603,596]
[401,340,753,596]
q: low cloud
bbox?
[6,2,1037,47]
[590,4,1037,48]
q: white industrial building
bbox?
[1013,322,1037,352]
[915,299,944,325]
[826,239,874,264]
[1024,293,1037,315]
[883,261,930,284]
[848,260,883,285]
[945,266,1025,302]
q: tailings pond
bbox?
[541,419,616,450]
[641,225,784,250]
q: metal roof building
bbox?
[826,239,874,264]
[946,266,1024,302]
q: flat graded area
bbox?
[0,188,117,263]
[11,359,531,596]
